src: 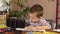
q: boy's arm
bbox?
[40,18,51,29]
[36,26,50,30]
[25,25,50,31]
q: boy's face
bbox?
[28,13,40,23]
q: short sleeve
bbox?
[40,18,51,29]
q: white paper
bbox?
[53,29,60,32]
[16,28,46,32]
[16,28,26,31]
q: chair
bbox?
[46,19,56,29]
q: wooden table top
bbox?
[20,29,60,34]
[0,29,60,34]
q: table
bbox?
[16,28,60,34]
[0,29,60,34]
[20,30,60,34]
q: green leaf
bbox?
[18,0,22,6]
[58,4,60,6]
[58,24,60,26]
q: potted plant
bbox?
[10,0,29,18]
[9,5,29,18]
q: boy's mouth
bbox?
[31,20,39,23]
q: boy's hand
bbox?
[36,26,50,30]
[25,26,50,31]
[25,26,36,31]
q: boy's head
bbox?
[29,4,43,18]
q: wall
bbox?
[27,0,56,21]
[10,0,57,21]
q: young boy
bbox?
[25,4,51,31]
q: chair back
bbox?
[46,19,56,29]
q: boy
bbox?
[25,4,51,31]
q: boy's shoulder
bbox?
[40,17,47,22]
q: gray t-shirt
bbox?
[26,17,51,28]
